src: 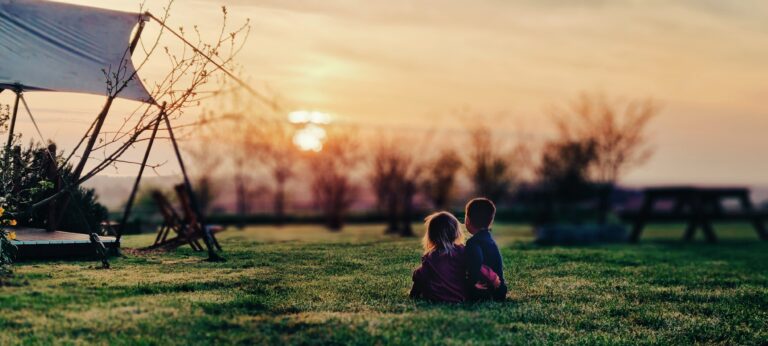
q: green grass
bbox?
[0,223,766,345]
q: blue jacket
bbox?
[466,229,507,300]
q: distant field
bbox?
[0,223,766,345]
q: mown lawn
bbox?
[0,223,766,345]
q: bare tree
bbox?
[184,121,223,214]
[549,92,660,184]
[368,136,426,236]
[37,2,253,224]
[306,128,359,231]
[233,153,250,218]
[202,82,296,226]
[399,167,423,236]
[466,122,523,203]
[421,148,462,209]
[248,118,298,225]
[369,139,405,233]
[72,3,251,182]
[537,138,598,198]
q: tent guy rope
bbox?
[145,12,278,111]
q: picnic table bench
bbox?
[623,186,768,243]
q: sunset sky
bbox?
[2,0,768,185]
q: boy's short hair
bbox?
[465,198,496,229]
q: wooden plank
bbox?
[11,229,121,261]
[9,228,117,246]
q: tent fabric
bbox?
[0,0,153,103]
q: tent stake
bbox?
[116,102,165,243]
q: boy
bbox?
[465,198,507,301]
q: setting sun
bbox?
[289,110,332,151]
[293,124,326,152]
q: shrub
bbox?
[0,142,108,235]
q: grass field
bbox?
[0,223,766,345]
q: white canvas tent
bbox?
[0,0,152,103]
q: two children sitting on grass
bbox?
[410,198,508,303]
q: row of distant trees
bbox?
[184,92,659,233]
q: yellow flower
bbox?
[0,207,5,217]
[7,231,15,240]
[9,220,16,226]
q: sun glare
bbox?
[288,110,333,125]
[293,124,326,152]
[289,110,332,152]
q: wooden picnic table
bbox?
[625,186,768,243]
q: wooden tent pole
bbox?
[129,17,147,54]
[57,16,148,230]
[163,113,223,261]
[5,89,21,152]
[116,102,165,243]
[72,14,147,181]
[57,91,116,231]
[2,89,22,179]
[68,96,115,188]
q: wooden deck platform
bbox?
[10,228,119,260]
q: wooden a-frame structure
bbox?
[0,1,262,261]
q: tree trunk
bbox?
[385,191,399,234]
[400,182,415,237]
[235,172,247,229]
[197,177,212,215]
[327,212,343,231]
[274,180,286,227]
[327,201,343,231]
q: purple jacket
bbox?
[410,245,499,303]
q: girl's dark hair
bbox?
[422,211,464,255]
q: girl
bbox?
[410,211,500,303]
